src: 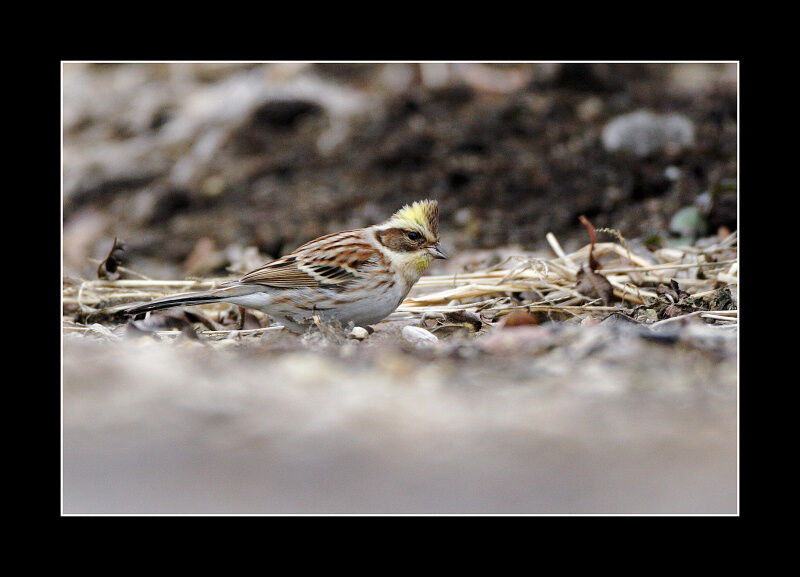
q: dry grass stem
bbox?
[63,232,738,335]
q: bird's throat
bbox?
[412,252,434,273]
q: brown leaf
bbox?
[656,280,689,302]
[97,237,126,280]
[662,304,687,318]
[499,310,541,328]
[575,215,615,304]
[578,215,601,272]
[576,264,615,304]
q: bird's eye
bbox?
[406,231,422,241]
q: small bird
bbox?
[124,200,447,333]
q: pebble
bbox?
[402,325,439,346]
[664,165,682,181]
[602,110,694,157]
[348,326,370,341]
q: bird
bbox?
[123,199,447,333]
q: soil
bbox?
[63,62,737,278]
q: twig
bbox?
[602,260,738,274]
[546,232,578,272]
[200,327,285,336]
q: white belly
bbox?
[226,280,409,330]
[317,281,407,327]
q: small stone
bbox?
[694,191,713,215]
[499,310,541,328]
[664,166,682,181]
[602,110,694,157]
[348,326,370,340]
[402,325,438,346]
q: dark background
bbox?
[63,62,737,279]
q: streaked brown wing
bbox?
[238,230,380,288]
[239,255,320,287]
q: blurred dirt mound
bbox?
[63,319,736,514]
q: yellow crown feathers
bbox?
[387,200,439,237]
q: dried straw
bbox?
[63,230,738,335]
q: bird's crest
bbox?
[386,200,439,237]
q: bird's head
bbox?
[374,199,448,278]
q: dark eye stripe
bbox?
[377,227,425,253]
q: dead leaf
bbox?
[578,215,601,272]
[575,215,615,304]
[656,279,689,302]
[662,304,686,318]
[426,310,483,337]
[97,237,126,280]
[710,287,735,311]
[576,265,615,304]
[651,280,700,320]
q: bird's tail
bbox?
[123,290,226,317]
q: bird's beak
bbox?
[426,242,448,259]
